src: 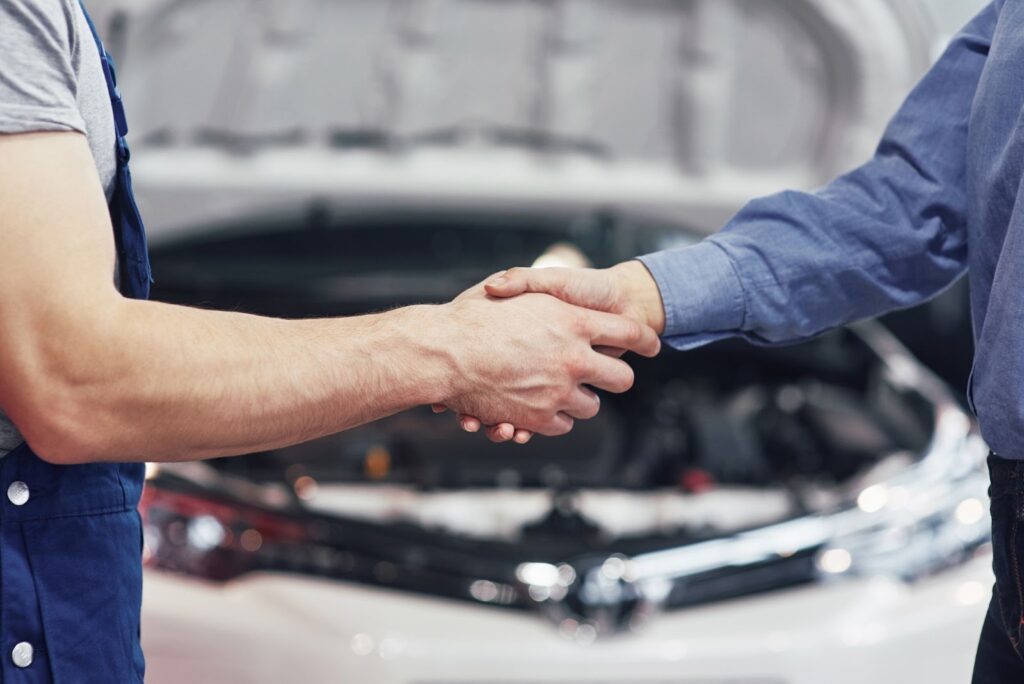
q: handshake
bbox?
[427,260,665,444]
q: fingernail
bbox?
[486,274,507,287]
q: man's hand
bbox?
[435,262,667,442]
[432,287,660,438]
[484,261,666,334]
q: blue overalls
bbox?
[0,3,151,681]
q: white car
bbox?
[97,0,993,681]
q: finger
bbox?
[485,266,573,299]
[582,310,661,358]
[459,415,481,432]
[513,429,533,444]
[431,403,448,413]
[535,412,574,437]
[486,423,516,443]
[561,386,601,420]
[579,351,635,394]
[594,345,626,358]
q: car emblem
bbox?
[517,555,668,640]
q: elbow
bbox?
[26,432,102,466]
[2,295,130,465]
[13,387,113,466]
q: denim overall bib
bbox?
[0,4,151,681]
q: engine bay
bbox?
[149,207,935,543]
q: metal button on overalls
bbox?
[12,642,34,668]
[7,481,28,505]
[0,3,153,682]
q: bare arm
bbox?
[0,133,659,464]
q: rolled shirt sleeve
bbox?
[640,2,996,351]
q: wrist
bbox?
[611,260,666,335]
[381,304,462,406]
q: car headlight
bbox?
[816,406,989,581]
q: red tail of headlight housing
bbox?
[140,485,310,582]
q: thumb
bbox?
[485,267,571,299]
[484,269,528,297]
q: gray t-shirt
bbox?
[0,0,117,457]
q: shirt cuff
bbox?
[636,239,746,342]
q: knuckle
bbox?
[625,320,643,343]
[556,387,576,408]
[564,352,589,379]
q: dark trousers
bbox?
[972,454,1024,682]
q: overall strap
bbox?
[77,1,153,301]
[78,3,128,145]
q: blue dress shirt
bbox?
[637,2,1024,459]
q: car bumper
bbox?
[141,552,992,684]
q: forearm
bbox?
[18,298,454,463]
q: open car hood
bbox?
[82,0,964,240]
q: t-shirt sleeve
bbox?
[0,0,86,135]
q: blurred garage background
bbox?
[87,1,989,682]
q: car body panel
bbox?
[142,555,992,684]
